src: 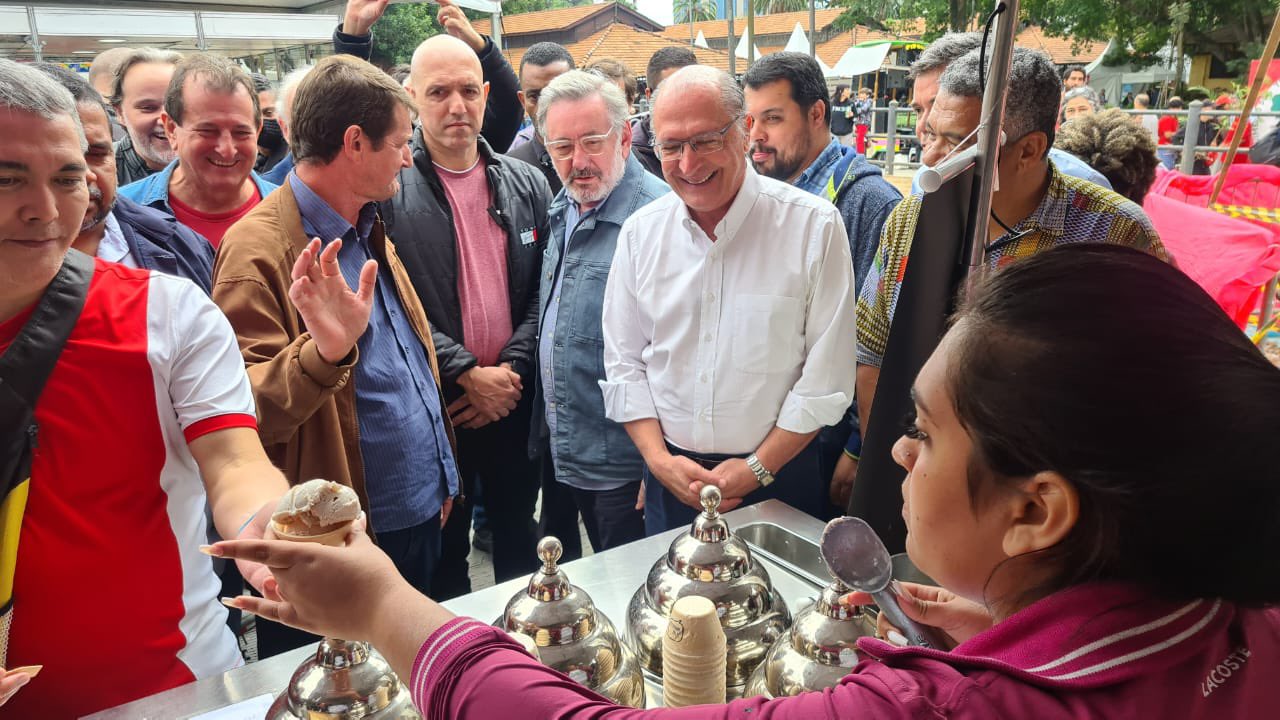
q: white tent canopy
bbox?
[828,42,891,78]
[782,23,809,54]
[694,29,709,48]
[734,30,761,60]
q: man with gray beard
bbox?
[532,70,669,551]
[35,63,214,293]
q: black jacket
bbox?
[381,129,551,398]
[506,134,562,196]
[112,195,216,295]
[630,115,663,178]
[115,134,157,187]
[334,25,523,153]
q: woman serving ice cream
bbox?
[210,245,1280,719]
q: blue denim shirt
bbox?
[533,154,669,488]
[288,174,460,532]
[793,137,848,197]
[118,159,279,215]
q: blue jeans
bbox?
[642,440,827,535]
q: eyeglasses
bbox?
[652,118,740,161]
[544,128,617,161]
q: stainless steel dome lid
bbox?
[266,639,422,719]
[497,536,646,708]
[745,579,878,699]
[625,486,792,687]
[500,537,598,646]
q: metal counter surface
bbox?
[87,500,828,719]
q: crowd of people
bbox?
[0,0,1277,716]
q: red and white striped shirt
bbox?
[1,259,256,718]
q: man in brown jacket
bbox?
[213,55,459,658]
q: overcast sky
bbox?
[633,0,676,27]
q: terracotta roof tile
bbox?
[659,8,846,42]
[497,23,732,77]
[474,4,609,38]
[1015,25,1106,65]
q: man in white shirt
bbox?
[600,66,857,533]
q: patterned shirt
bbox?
[856,160,1169,367]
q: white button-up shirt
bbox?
[600,166,857,455]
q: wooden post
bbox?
[1208,11,1280,204]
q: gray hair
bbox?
[909,31,984,80]
[1062,86,1102,112]
[0,58,86,151]
[110,47,182,107]
[277,65,315,125]
[535,70,630,139]
[652,65,744,132]
[939,46,1061,156]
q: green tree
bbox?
[832,0,1274,81]
[368,3,438,67]
[762,0,811,13]
[673,0,717,23]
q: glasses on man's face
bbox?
[652,118,740,161]
[545,128,617,161]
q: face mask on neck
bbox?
[259,118,286,153]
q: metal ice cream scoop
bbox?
[819,516,948,649]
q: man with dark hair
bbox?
[213,54,459,658]
[0,57,287,717]
[34,63,215,294]
[507,41,576,193]
[110,48,182,185]
[742,51,900,514]
[250,72,288,174]
[384,34,551,597]
[119,53,277,248]
[631,46,699,176]
[334,0,523,152]
[903,32,1112,197]
[1063,64,1088,90]
[855,47,1169,454]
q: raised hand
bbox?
[289,237,377,365]
[343,0,391,37]
[437,0,485,52]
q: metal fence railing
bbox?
[856,100,1280,177]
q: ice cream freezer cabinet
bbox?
[84,500,837,719]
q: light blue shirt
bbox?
[288,173,459,532]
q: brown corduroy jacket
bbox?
[212,181,455,526]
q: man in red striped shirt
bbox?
[0,58,288,718]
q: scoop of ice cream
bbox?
[272,479,360,536]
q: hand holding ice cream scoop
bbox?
[271,479,362,546]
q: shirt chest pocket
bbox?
[730,294,803,375]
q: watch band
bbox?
[746,453,775,487]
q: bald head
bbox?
[408,33,489,166]
[651,65,743,128]
[410,35,481,88]
[88,46,136,98]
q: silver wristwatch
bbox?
[745,453,775,487]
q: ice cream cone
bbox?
[271,520,353,547]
